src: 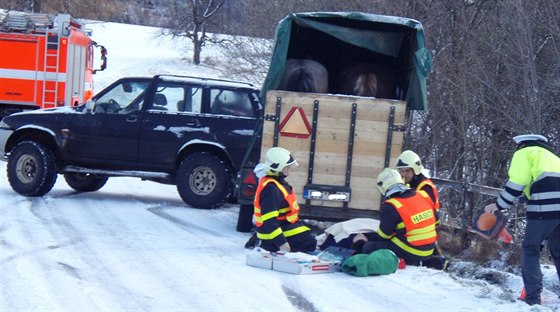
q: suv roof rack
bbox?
[155,75,258,89]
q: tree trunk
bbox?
[193,41,201,65]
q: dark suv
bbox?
[0,75,262,208]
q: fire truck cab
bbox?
[0,10,107,117]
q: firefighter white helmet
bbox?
[395,150,424,175]
[513,134,548,144]
[264,147,298,174]
[376,168,405,196]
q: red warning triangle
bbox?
[242,171,257,185]
[279,107,312,138]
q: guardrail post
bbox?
[461,181,474,250]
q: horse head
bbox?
[337,63,398,99]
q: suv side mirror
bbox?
[85,99,95,112]
[123,82,133,93]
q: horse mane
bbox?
[337,62,398,98]
[353,73,377,97]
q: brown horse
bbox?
[278,59,329,94]
[336,63,398,99]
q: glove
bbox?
[278,242,291,253]
[484,203,498,214]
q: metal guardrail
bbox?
[432,177,504,249]
[432,178,502,197]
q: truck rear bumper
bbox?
[0,128,14,160]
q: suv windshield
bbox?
[94,81,150,113]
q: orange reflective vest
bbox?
[416,179,440,210]
[386,191,438,247]
[253,177,300,227]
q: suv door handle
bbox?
[126,116,139,122]
[186,120,201,127]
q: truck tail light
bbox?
[238,169,258,203]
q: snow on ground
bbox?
[1,164,558,311]
[1,20,559,311]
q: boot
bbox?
[244,232,259,249]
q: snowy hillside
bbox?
[0,20,559,311]
[87,21,249,92]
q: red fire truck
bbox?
[0,11,107,117]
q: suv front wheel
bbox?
[176,152,232,209]
[7,141,58,196]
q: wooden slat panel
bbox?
[261,90,407,213]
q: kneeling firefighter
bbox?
[252,147,317,253]
[360,168,438,264]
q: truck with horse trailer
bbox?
[235,12,433,231]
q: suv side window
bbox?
[150,82,202,114]
[150,83,183,113]
[209,89,254,117]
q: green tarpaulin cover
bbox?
[260,12,432,111]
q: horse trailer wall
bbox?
[262,90,406,219]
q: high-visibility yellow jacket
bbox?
[497,145,560,219]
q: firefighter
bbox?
[395,150,440,224]
[485,134,560,306]
[359,168,438,264]
[252,147,317,253]
[394,150,446,266]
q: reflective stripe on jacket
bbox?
[379,191,437,257]
[497,146,560,219]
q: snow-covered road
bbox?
[1,161,558,311]
[1,167,266,310]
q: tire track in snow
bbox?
[54,196,237,310]
[44,195,191,311]
[1,197,93,310]
[3,183,298,311]
[19,196,148,311]
[282,283,320,312]
[146,205,224,236]
[93,201,264,310]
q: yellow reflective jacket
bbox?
[497,145,560,219]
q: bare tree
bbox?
[218,36,272,84]
[232,0,390,38]
[3,0,41,12]
[161,0,226,65]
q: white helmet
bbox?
[376,168,404,196]
[264,147,298,174]
[513,134,548,144]
[395,150,424,175]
